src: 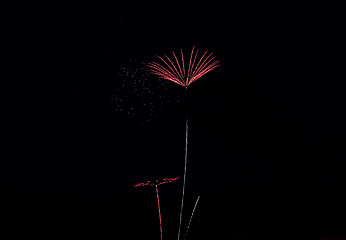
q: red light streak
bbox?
[156,185,162,240]
[134,177,180,240]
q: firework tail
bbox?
[183,196,200,240]
[155,185,163,240]
[178,117,188,240]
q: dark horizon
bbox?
[3,2,346,239]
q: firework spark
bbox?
[147,46,220,88]
[134,177,180,240]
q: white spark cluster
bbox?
[112,60,181,125]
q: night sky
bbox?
[4,2,346,239]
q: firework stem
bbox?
[178,117,188,240]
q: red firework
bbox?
[134,177,180,240]
[147,46,220,88]
[147,47,219,240]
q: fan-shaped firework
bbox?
[134,177,180,240]
[147,46,220,88]
[148,46,220,240]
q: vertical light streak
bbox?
[156,185,163,240]
[183,196,200,240]
[178,117,189,240]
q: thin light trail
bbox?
[183,196,200,240]
[178,118,188,240]
[156,185,163,240]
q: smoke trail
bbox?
[178,118,189,240]
[183,196,200,240]
[156,185,163,240]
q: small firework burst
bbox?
[134,177,181,187]
[134,177,180,240]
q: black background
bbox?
[3,2,346,239]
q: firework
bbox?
[134,177,180,240]
[147,46,220,88]
[148,46,219,240]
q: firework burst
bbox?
[147,46,220,88]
